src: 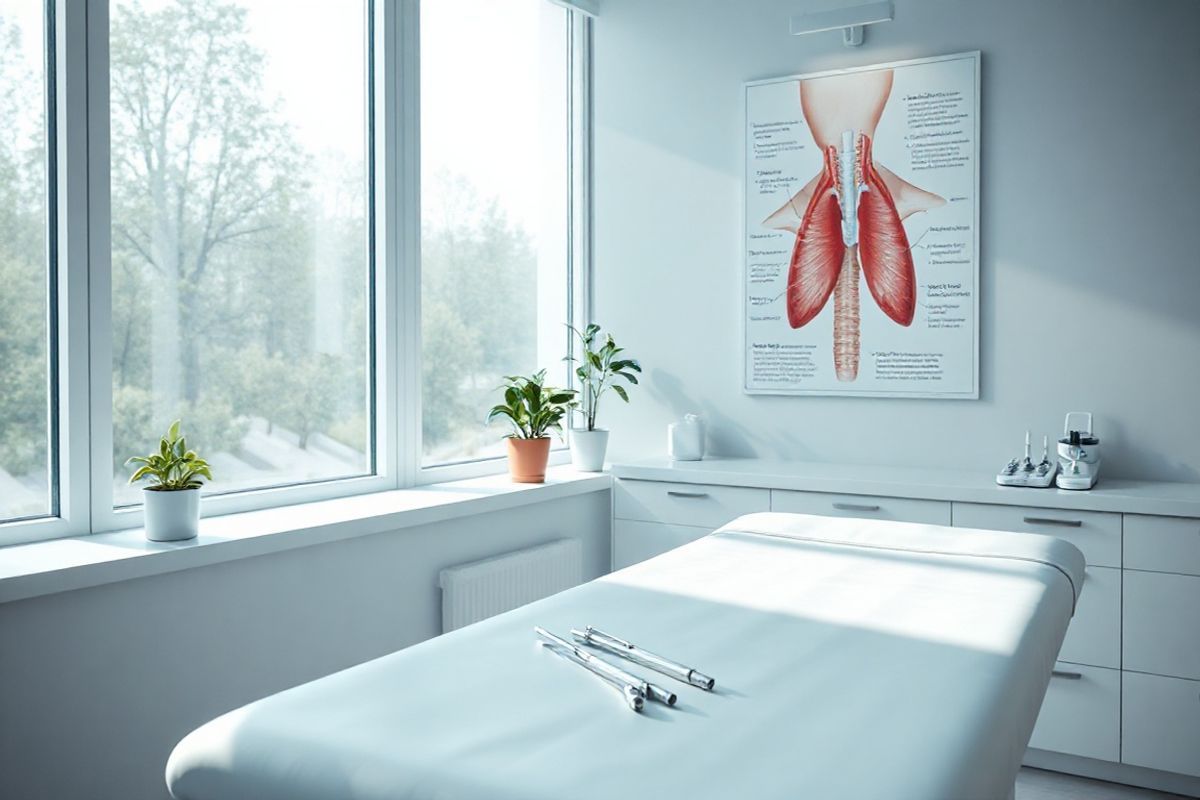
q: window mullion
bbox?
[374,0,401,490]
[395,0,422,488]
[83,0,116,534]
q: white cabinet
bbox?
[1122,671,1200,778]
[1123,570,1200,681]
[611,479,769,571]
[1124,514,1200,576]
[612,519,709,570]
[951,502,1122,568]
[613,480,769,529]
[1029,662,1121,762]
[1059,565,1121,669]
[770,489,951,525]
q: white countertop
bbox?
[611,459,1200,518]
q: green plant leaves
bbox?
[126,420,213,490]
[565,323,640,429]
[490,371,577,439]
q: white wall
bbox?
[594,0,1200,482]
[0,492,611,799]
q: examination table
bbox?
[166,511,1085,800]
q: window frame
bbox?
[0,0,592,546]
[412,1,592,483]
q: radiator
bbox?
[438,539,583,633]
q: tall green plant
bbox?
[487,371,577,439]
[126,420,213,491]
[566,324,641,431]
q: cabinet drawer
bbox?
[1028,662,1120,762]
[613,480,769,528]
[951,503,1121,567]
[1125,514,1200,576]
[1058,566,1120,669]
[1123,570,1200,680]
[1122,671,1200,778]
[612,520,709,571]
[770,490,951,525]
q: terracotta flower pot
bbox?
[506,437,551,483]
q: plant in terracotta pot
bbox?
[126,419,213,542]
[488,371,577,483]
[565,323,641,471]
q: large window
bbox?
[0,0,54,522]
[108,0,373,504]
[0,0,589,542]
[420,0,572,466]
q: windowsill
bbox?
[0,466,612,604]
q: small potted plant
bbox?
[565,323,641,471]
[126,420,213,542]
[488,370,577,483]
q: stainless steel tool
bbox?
[572,626,716,691]
[537,626,676,707]
[536,627,676,710]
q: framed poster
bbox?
[743,51,980,398]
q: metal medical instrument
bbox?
[536,626,675,707]
[572,626,716,691]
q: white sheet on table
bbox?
[167,512,1084,800]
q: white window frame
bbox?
[0,0,592,545]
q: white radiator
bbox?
[438,539,583,633]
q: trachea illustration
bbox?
[766,69,943,382]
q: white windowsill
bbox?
[0,467,612,605]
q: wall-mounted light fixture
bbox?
[789,0,894,47]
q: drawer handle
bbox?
[1051,669,1083,680]
[833,502,881,512]
[666,490,709,499]
[1023,516,1083,528]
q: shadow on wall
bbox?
[1104,417,1200,483]
[648,368,819,461]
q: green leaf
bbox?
[128,465,155,484]
[167,419,181,442]
[617,372,639,385]
[613,384,629,403]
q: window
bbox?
[0,0,589,545]
[107,0,374,504]
[0,0,54,523]
[419,0,572,466]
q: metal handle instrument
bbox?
[536,627,644,712]
[537,627,677,708]
[666,490,709,498]
[572,626,715,691]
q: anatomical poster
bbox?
[744,51,979,397]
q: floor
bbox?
[1016,768,1193,800]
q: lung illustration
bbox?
[764,69,945,382]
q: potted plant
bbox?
[487,370,577,483]
[126,420,213,542]
[565,323,641,471]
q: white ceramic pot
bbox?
[570,428,610,472]
[143,487,201,542]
